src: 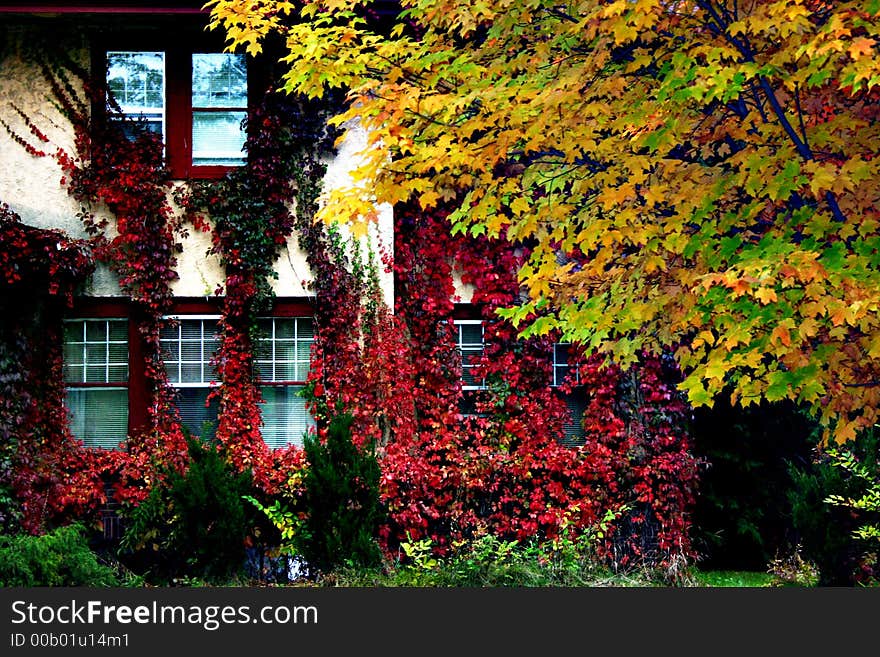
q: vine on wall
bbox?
[0,204,97,533]
[384,205,700,564]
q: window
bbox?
[455,320,485,390]
[255,317,315,449]
[191,53,248,167]
[552,343,581,387]
[105,47,248,178]
[63,319,129,450]
[551,342,586,446]
[454,319,484,416]
[106,51,165,139]
[160,316,220,439]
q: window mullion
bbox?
[165,46,191,178]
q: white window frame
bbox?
[160,314,222,388]
[63,318,129,450]
[552,342,581,387]
[255,316,316,450]
[454,319,485,391]
[160,315,221,439]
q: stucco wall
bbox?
[0,21,395,307]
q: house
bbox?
[0,1,697,563]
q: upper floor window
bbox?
[105,48,248,178]
[63,318,129,450]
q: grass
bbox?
[691,569,777,587]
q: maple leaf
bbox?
[848,37,876,60]
[754,287,778,305]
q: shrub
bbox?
[0,523,117,586]
[788,429,880,585]
[119,436,257,584]
[326,530,660,587]
[690,398,816,570]
[298,413,383,573]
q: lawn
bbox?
[692,570,777,587]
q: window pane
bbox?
[256,361,273,381]
[204,337,220,356]
[260,385,314,449]
[86,365,109,382]
[161,339,180,362]
[274,319,295,340]
[296,341,312,362]
[108,365,128,382]
[297,319,315,339]
[108,343,128,364]
[108,320,128,342]
[192,53,247,108]
[175,388,219,440]
[180,321,202,341]
[165,361,180,384]
[86,321,106,342]
[66,388,128,450]
[254,318,313,383]
[460,324,483,345]
[274,361,296,381]
[63,322,83,343]
[107,51,165,140]
[181,341,203,363]
[63,364,84,383]
[561,394,587,448]
[85,344,107,366]
[64,342,84,367]
[254,339,272,362]
[181,362,204,383]
[275,341,295,362]
[192,111,247,166]
[64,320,128,384]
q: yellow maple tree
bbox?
[206,0,880,442]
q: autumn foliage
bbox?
[206,0,880,442]
[1,27,698,569]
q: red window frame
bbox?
[66,297,316,446]
[94,31,259,180]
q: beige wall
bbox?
[0,23,395,307]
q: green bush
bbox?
[298,413,383,573]
[690,399,817,570]
[0,523,118,586]
[327,532,658,587]
[119,436,257,584]
[788,429,880,585]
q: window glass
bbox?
[106,51,165,139]
[254,317,314,383]
[192,53,247,166]
[160,318,220,384]
[454,320,485,390]
[259,386,314,449]
[255,317,315,449]
[552,342,580,387]
[160,318,221,439]
[192,53,247,107]
[66,388,129,450]
[561,394,587,447]
[63,319,129,450]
